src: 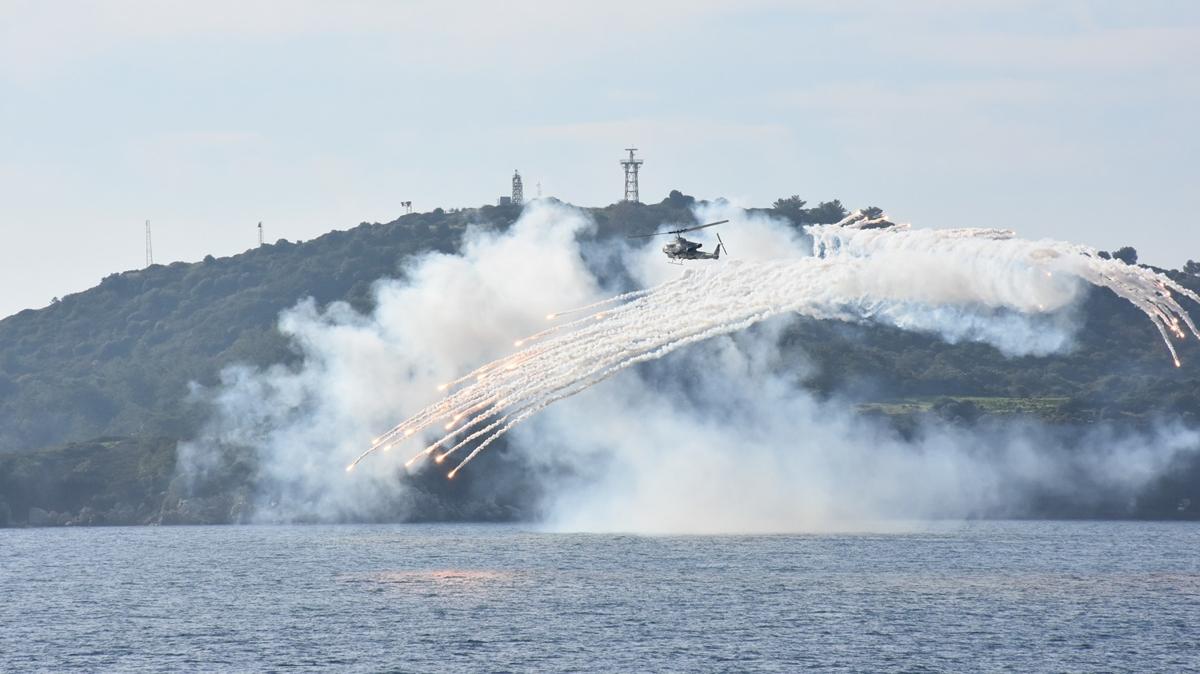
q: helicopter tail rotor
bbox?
[716,233,727,259]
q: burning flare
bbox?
[347,213,1200,479]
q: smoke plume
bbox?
[178,201,1199,530]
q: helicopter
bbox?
[628,219,729,262]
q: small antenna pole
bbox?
[145,220,153,267]
[258,221,264,247]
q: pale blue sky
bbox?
[1,0,1198,318]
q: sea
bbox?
[2,521,1197,673]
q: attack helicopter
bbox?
[628,219,729,263]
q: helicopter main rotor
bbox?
[627,219,730,239]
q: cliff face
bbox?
[0,437,175,526]
[0,434,540,527]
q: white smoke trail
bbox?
[528,326,1200,534]
[179,202,608,521]
[351,212,1199,478]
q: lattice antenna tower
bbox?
[258,221,264,247]
[620,148,643,202]
[512,170,524,206]
[145,220,153,267]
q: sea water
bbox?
[2,521,1197,672]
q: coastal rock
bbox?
[109,502,139,525]
[72,506,102,526]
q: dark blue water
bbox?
[2,521,1198,672]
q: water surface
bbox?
[2,521,1197,672]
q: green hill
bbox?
[1,193,1199,526]
[0,197,715,454]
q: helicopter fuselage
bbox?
[628,219,728,262]
[663,235,719,260]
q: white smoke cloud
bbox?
[178,201,1198,529]
[357,208,1197,480]
[523,328,1198,533]
[626,201,812,288]
[179,202,602,521]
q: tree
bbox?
[665,190,695,208]
[862,206,884,219]
[1113,246,1138,265]
[773,195,806,211]
[933,398,982,424]
[772,195,807,224]
[1184,260,1200,276]
[807,199,848,224]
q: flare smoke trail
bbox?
[350,212,1200,478]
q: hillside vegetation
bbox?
[2,192,1199,525]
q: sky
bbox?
[1,0,1198,319]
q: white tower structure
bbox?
[512,170,524,206]
[620,148,643,202]
[145,220,153,267]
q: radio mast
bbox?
[145,220,153,267]
[620,148,643,202]
[512,170,524,206]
